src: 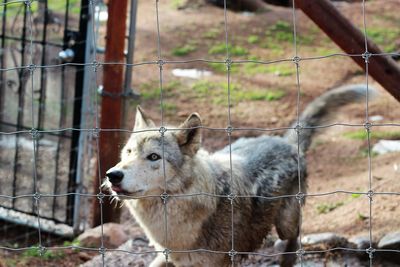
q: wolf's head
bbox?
[103,106,202,198]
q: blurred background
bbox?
[0,0,399,266]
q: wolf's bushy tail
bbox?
[284,84,376,153]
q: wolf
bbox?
[103,84,372,267]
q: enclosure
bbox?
[0,0,399,266]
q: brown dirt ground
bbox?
[1,0,400,266]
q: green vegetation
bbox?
[191,80,285,105]
[171,44,197,56]
[49,0,81,14]
[316,201,344,214]
[203,28,221,39]
[208,43,249,56]
[343,130,400,140]
[247,35,260,44]
[314,47,338,56]
[234,89,286,102]
[63,239,81,250]
[162,102,177,112]
[243,62,295,76]
[315,191,372,214]
[266,21,293,42]
[22,247,64,260]
[140,80,181,100]
[357,212,368,221]
[263,20,315,48]
[359,148,379,158]
[207,62,239,73]
[171,0,185,9]
[351,193,362,199]
[366,27,400,52]
[1,0,81,18]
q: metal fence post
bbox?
[66,0,90,226]
[124,0,139,96]
[92,0,129,227]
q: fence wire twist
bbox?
[0,0,399,267]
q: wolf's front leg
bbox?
[149,254,175,267]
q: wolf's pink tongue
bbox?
[112,186,123,192]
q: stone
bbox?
[372,140,400,155]
[81,238,156,267]
[77,223,129,249]
[302,232,348,247]
[349,235,371,250]
[377,232,400,264]
[378,231,400,249]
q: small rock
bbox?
[78,252,93,261]
[349,235,371,250]
[302,232,348,247]
[378,231,400,249]
[171,69,212,79]
[77,223,129,249]
[372,140,400,155]
[369,115,384,122]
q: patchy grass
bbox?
[171,44,197,56]
[140,80,181,100]
[266,21,293,42]
[63,239,81,250]
[171,0,185,9]
[203,28,221,39]
[207,62,239,73]
[247,35,260,44]
[343,130,400,140]
[234,89,286,102]
[264,20,315,48]
[22,246,64,260]
[351,193,363,199]
[359,148,379,158]
[357,212,368,221]
[2,0,82,22]
[49,0,81,14]
[162,102,177,112]
[208,43,249,56]
[191,81,285,105]
[316,202,344,214]
[241,56,295,76]
[366,27,400,52]
[314,47,339,56]
[243,61,295,76]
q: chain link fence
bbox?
[0,0,399,266]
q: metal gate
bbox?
[0,0,91,234]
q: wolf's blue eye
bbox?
[147,153,161,161]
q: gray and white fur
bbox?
[103,84,373,267]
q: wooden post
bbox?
[295,0,400,102]
[92,0,128,227]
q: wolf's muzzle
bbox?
[106,170,124,185]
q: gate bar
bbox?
[66,0,90,226]
[123,0,138,96]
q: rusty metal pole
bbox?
[92,0,129,227]
[295,0,400,102]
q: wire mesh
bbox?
[0,0,399,266]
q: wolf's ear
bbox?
[134,106,155,131]
[176,113,202,156]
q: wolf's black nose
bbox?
[106,170,124,185]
